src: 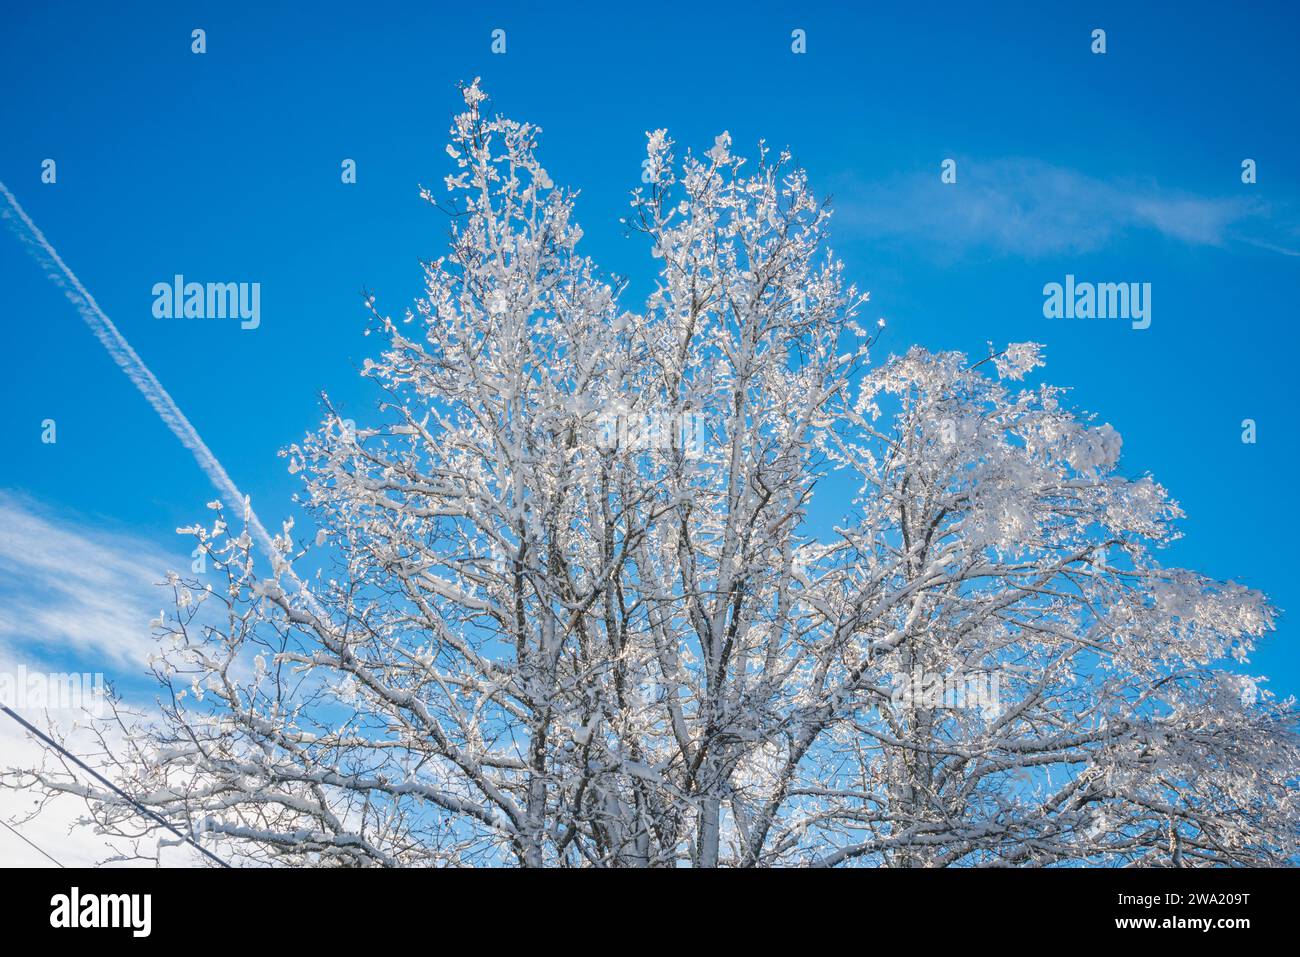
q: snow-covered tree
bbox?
[7,81,1296,867]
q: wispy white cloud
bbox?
[833,158,1295,258]
[0,491,173,669]
[0,494,208,866]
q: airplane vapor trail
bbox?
[0,180,321,615]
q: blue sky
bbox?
[1,0,1298,730]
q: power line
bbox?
[0,815,65,867]
[0,705,232,868]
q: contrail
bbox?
[0,180,321,615]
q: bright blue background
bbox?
[1,1,1297,701]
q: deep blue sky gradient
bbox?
[2,1,1297,698]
